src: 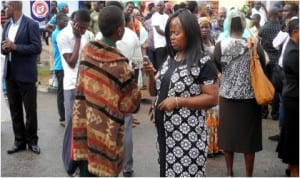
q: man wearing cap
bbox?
[45,1,69,34]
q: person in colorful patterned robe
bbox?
[71,6,141,177]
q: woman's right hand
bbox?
[143,59,156,76]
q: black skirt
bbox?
[277,97,299,165]
[218,97,262,153]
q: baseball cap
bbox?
[57,2,67,11]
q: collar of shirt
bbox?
[101,36,116,47]
[9,14,23,25]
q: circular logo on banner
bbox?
[32,1,49,18]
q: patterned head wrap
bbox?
[198,17,211,25]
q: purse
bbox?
[247,38,275,105]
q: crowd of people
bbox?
[1,0,299,177]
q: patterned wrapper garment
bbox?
[72,41,141,176]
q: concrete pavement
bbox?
[1,89,288,177]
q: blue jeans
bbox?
[2,78,7,95]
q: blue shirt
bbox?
[51,27,63,70]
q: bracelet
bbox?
[175,97,179,109]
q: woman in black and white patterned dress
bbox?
[144,9,218,177]
[213,9,266,177]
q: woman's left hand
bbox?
[158,97,177,111]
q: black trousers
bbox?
[6,79,38,146]
[154,47,167,70]
[55,70,65,121]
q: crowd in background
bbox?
[1,0,299,177]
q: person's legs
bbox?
[261,105,269,119]
[55,70,65,122]
[2,78,7,96]
[6,79,26,145]
[224,151,234,176]
[64,89,76,128]
[123,113,134,177]
[19,81,38,146]
[244,153,255,177]
[290,164,299,177]
[271,92,280,120]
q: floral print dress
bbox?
[154,55,218,177]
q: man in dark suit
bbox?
[1,1,42,154]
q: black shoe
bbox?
[285,168,291,176]
[268,134,280,141]
[59,118,65,122]
[207,153,214,158]
[214,151,223,156]
[123,170,134,177]
[60,122,65,127]
[7,144,27,154]
[28,144,41,154]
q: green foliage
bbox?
[37,66,51,77]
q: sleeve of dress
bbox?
[256,42,267,71]
[198,56,218,85]
[212,42,222,72]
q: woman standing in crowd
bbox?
[144,9,218,177]
[198,17,221,158]
[213,9,266,177]
[277,18,299,177]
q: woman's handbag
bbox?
[248,38,275,105]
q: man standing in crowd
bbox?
[270,3,298,144]
[71,5,141,176]
[51,13,69,126]
[89,1,104,35]
[152,1,169,70]
[57,9,90,175]
[258,7,282,121]
[251,1,268,27]
[1,1,42,154]
[43,1,57,45]
[212,7,226,40]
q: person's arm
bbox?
[256,42,267,74]
[157,83,219,111]
[45,15,56,33]
[143,60,157,96]
[273,31,289,50]
[212,41,222,72]
[60,22,83,69]
[157,59,219,111]
[62,38,81,69]
[154,25,165,36]
[152,13,165,36]
[2,20,42,55]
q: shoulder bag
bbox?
[247,38,275,105]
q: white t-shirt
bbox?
[251,8,267,27]
[116,27,143,69]
[151,12,169,49]
[57,24,88,90]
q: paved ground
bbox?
[1,89,288,177]
[0,42,288,177]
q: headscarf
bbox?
[57,2,67,11]
[198,17,211,26]
[218,7,251,41]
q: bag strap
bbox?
[247,37,258,60]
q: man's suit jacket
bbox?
[1,15,42,83]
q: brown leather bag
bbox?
[247,38,275,105]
